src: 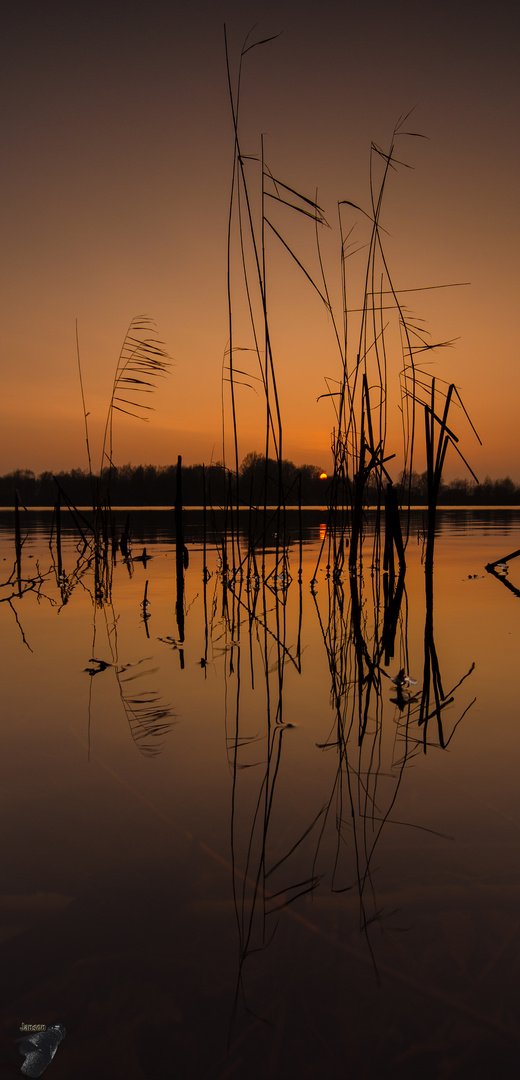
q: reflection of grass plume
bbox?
[116,661,176,758]
[86,600,177,759]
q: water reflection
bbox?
[1,508,519,1077]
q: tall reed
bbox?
[224,26,327,568]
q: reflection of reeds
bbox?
[216,520,454,995]
[6,505,177,758]
[221,565,321,1028]
[416,561,476,751]
[308,524,476,960]
[4,496,478,1001]
[175,455,186,663]
[485,548,520,598]
[2,495,65,646]
[14,490,23,596]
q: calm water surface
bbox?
[0,508,519,1079]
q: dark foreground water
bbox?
[0,508,519,1079]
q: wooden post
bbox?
[14,490,22,596]
[55,490,62,578]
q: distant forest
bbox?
[1,454,519,507]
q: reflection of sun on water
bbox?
[319,522,327,542]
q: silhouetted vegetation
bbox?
[0,457,326,508]
[394,471,519,506]
[1,461,518,508]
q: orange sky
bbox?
[1,0,519,482]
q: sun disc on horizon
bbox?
[319,472,328,479]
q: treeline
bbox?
[394,472,520,506]
[0,454,326,507]
[0,459,519,507]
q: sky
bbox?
[1,0,519,482]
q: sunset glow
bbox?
[1,1,519,482]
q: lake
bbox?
[1,506,519,1079]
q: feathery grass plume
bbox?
[94,316,170,590]
[101,315,171,485]
[74,315,170,571]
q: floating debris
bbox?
[84,658,112,676]
[391,668,418,687]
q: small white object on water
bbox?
[391,669,418,687]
